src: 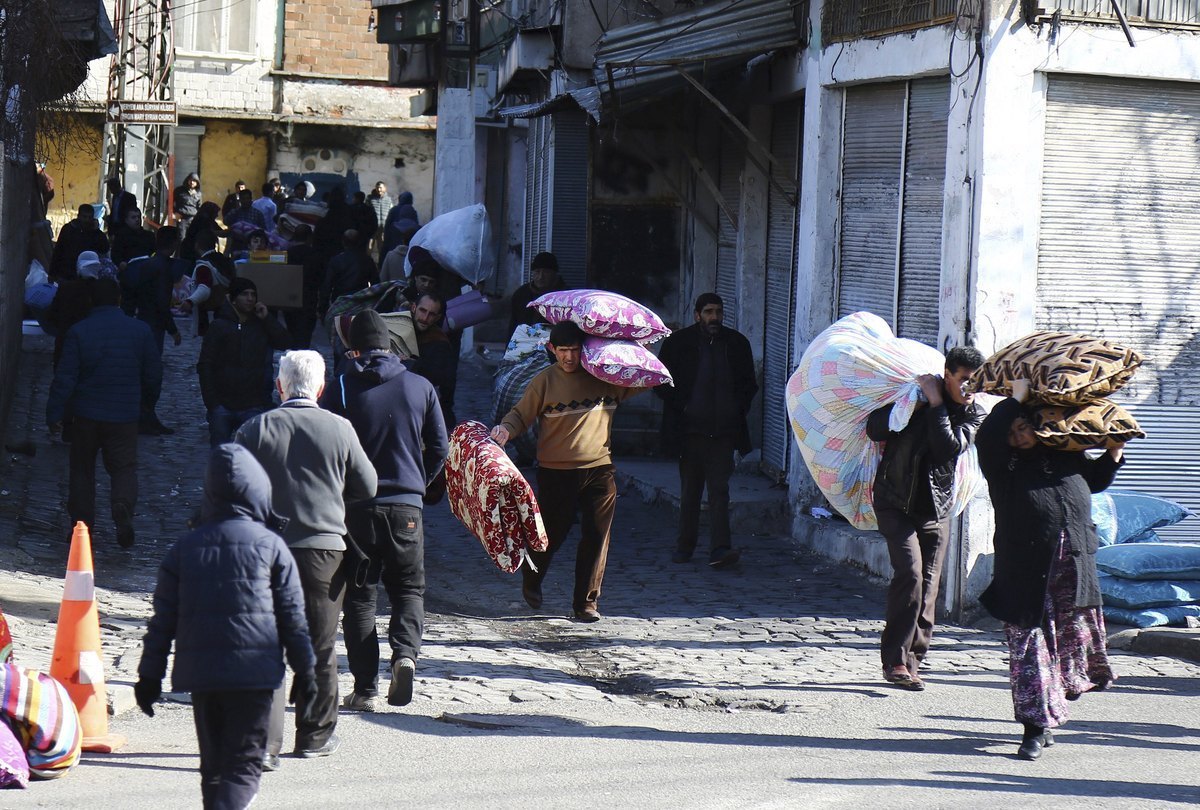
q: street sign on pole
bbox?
[106,99,178,125]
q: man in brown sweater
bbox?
[490,320,647,622]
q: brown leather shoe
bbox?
[883,664,924,691]
[573,607,601,623]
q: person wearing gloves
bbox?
[136,443,317,805]
[976,378,1124,761]
[865,346,986,691]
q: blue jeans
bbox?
[207,406,266,447]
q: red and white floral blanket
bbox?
[446,421,548,573]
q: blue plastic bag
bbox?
[1098,573,1200,608]
[1095,543,1200,581]
[1103,604,1200,628]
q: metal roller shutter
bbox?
[716,132,741,329]
[896,77,949,347]
[838,82,906,326]
[524,109,551,279]
[549,110,589,290]
[762,99,801,476]
[1039,74,1200,538]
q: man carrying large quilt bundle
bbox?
[786,312,985,692]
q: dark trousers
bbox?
[67,417,138,532]
[676,434,735,554]
[525,465,617,612]
[140,328,166,424]
[267,548,344,754]
[207,406,266,447]
[283,310,317,350]
[192,689,272,810]
[876,507,949,670]
[342,503,425,696]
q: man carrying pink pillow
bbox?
[490,320,657,622]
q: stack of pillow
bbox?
[969,330,1146,450]
[530,289,674,388]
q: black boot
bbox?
[1017,722,1054,761]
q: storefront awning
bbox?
[497,87,601,123]
[592,0,805,118]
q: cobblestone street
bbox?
[3,320,1200,807]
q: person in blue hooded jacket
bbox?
[136,444,317,805]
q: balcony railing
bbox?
[823,0,958,41]
[1024,1,1200,29]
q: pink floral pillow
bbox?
[531,289,670,344]
[582,337,673,388]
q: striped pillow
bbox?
[970,331,1143,406]
[1032,400,1145,451]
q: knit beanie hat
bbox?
[227,277,257,299]
[349,309,390,352]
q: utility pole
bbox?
[100,0,176,226]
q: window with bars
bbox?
[823,0,958,41]
[1024,0,1200,28]
[175,0,255,55]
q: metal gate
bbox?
[762,99,801,476]
[1039,74,1200,539]
[715,131,741,329]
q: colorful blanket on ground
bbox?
[785,311,984,530]
[446,421,548,573]
[0,663,82,779]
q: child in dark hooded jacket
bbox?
[136,443,316,809]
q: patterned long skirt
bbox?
[1004,534,1115,728]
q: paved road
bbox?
[2,320,1199,808]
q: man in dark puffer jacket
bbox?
[136,444,316,805]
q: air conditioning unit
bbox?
[375,0,441,44]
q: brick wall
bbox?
[284,1,389,80]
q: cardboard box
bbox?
[237,263,304,310]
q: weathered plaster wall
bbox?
[39,114,105,232]
[199,121,270,206]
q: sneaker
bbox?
[707,546,741,569]
[573,607,602,623]
[342,691,380,712]
[113,502,135,549]
[262,753,281,772]
[671,549,692,564]
[388,658,416,707]
[295,734,340,759]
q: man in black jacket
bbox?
[197,278,294,446]
[655,293,759,569]
[122,225,184,435]
[865,346,986,691]
[320,310,448,711]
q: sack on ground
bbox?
[785,311,984,530]
[581,336,672,388]
[1098,572,1200,609]
[1095,542,1200,581]
[1103,603,1200,629]
[969,331,1142,405]
[532,289,670,345]
[445,421,548,573]
[1032,400,1145,451]
[0,663,82,779]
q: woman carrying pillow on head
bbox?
[976,378,1126,761]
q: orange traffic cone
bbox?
[49,521,126,753]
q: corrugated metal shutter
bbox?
[762,99,801,476]
[549,109,589,290]
[715,131,741,329]
[1039,74,1200,539]
[838,82,906,327]
[896,77,948,347]
[524,110,551,280]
